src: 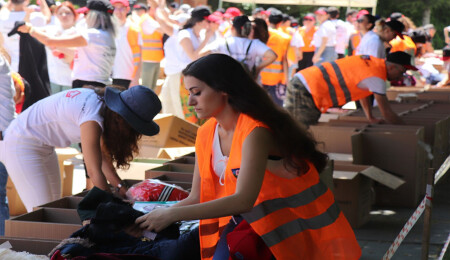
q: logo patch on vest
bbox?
[231,168,240,178]
[360,55,371,60]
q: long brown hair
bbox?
[182,54,328,174]
[95,86,142,169]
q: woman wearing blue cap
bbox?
[0,86,161,213]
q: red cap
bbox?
[111,0,129,7]
[212,11,223,17]
[314,7,327,15]
[261,10,270,16]
[356,9,369,19]
[225,7,241,17]
[227,220,272,260]
[303,15,315,21]
[207,14,222,24]
[76,6,89,14]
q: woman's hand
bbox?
[135,208,175,233]
[17,23,33,34]
[312,53,320,64]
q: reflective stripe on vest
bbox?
[242,181,328,223]
[317,61,352,107]
[317,65,339,107]
[261,202,340,248]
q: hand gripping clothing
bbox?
[299,55,387,112]
[195,114,361,260]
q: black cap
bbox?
[87,0,113,13]
[233,15,250,29]
[386,20,405,39]
[387,51,418,71]
[191,5,211,20]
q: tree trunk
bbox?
[422,0,431,25]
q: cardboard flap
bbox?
[333,171,358,180]
[328,153,353,162]
[360,166,405,190]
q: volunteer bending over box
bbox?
[0,85,161,212]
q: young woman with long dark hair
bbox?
[136,54,361,260]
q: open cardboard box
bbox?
[351,126,429,207]
[164,156,196,165]
[333,161,404,228]
[309,125,361,154]
[138,114,198,149]
[5,208,81,240]
[0,237,60,255]
[33,196,83,211]
[145,164,194,180]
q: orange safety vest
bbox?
[139,14,164,63]
[196,114,362,260]
[348,32,361,56]
[390,35,417,54]
[299,26,317,53]
[127,24,142,77]
[299,55,387,112]
[260,28,290,85]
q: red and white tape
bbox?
[383,155,450,260]
[438,231,450,260]
[434,155,450,185]
[382,197,427,260]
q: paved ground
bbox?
[356,171,450,259]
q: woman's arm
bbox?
[255,49,277,73]
[18,23,87,48]
[179,31,213,61]
[80,121,110,191]
[136,127,272,232]
[312,36,328,63]
[100,138,128,197]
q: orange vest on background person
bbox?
[299,26,317,53]
[139,14,164,63]
[260,28,290,85]
[349,32,361,56]
[196,114,362,260]
[299,55,387,112]
[127,24,142,77]
[282,27,297,64]
[390,35,417,55]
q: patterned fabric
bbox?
[262,83,286,107]
[284,76,321,127]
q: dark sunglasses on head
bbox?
[357,18,365,23]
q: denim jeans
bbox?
[0,162,9,236]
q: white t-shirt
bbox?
[5,88,104,147]
[112,21,143,80]
[209,36,270,71]
[355,30,386,58]
[313,20,336,47]
[163,27,185,75]
[141,15,160,35]
[290,30,305,48]
[296,73,386,95]
[0,55,16,132]
[177,28,203,69]
[72,28,116,85]
[45,25,77,86]
[0,9,46,72]
[330,19,348,54]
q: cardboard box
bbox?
[116,161,164,180]
[351,126,428,207]
[145,164,194,181]
[5,208,82,240]
[333,162,404,228]
[6,177,26,216]
[0,237,60,255]
[139,114,199,148]
[33,196,83,211]
[164,156,195,165]
[310,125,360,154]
